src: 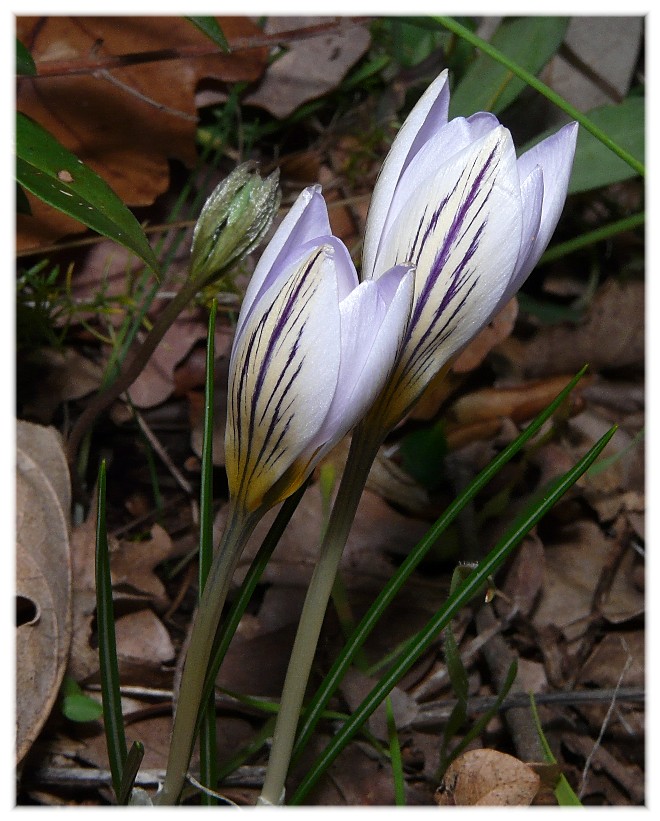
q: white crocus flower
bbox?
[226,186,414,513]
[363,69,578,428]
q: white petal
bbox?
[514,121,578,281]
[226,245,341,508]
[362,70,450,279]
[236,186,331,337]
[379,127,523,405]
[315,264,414,442]
[372,115,501,276]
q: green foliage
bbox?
[449,17,569,117]
[16,38,36,76]
[568,97,645,193]
[399,420,448,491]
[60,676,103,723]
[186,16,230,52]
[16,113,160,273]
[530,694,583,805]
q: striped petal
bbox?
[363,70,450,279]
[236,186,332,338]
[376,126,523,418]
[226,245,341,512]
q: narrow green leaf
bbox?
[450,17,569,117]
[194,482,309,742]
[118,741,146,806]
[16,39,36,76]
[440,660,518,778]
[186,16,230,53]
[16,112,160,272]
[539,212,645,266]
[386,697,406,806]
[530,694,583,805]
[95,460,128,802]
[292,369,589,765]
[432,16,645,179]
[290,424,617,803]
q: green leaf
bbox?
[530,693,582,805]
[290,422,617,804]
[95,460,128,803]
[186,16,230,53]
[61,677,104,722]
[16,113,160,273]
[449,17,569,117]
[568,97,645,193]
[291,369,590,766]
[16,39,36,76]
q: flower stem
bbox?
[258,425,381,805]
[155,502,259,805]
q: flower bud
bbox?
[190,162,281,283]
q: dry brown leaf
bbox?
[532,520,644,641]
[114,608,175,666]
[18,347,105,424]
[243,18,371,118]
[436,749,541,806]
[16,16,269,250]
[227,485,429,592]
[110,524,176,610]
[504,279,644,378]
[16,433,72,763]
[16,420,71,515]
[447,374,586,427]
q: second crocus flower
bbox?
[225,185,414,514]
[362,69,578,429]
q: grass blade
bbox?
[292,368,588,763]
[95,460,128,802]
[386,697,406,805]
[530,693,583,805]
[432,16,645,178]
[291,424,617,803]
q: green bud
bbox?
[190,162,281,283]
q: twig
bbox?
[133,409,195,495]
[413,687,644,732]
[29,18,372,79]
[579,640,634,799]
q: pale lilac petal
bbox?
[315,264,414,442]
[513,121,578,283]
[226,245,341,509]
[378,127,523,404]
[362,70,450,278]
[236,186,331,337]
[372,115,502,275]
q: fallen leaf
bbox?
[504,279,644,378]
[16,16,269,250]
[18,347,104,424]
[243,18,371,118]
[436,748,541,806]
[16,433,72,763]
[532,520,644,641]
[115,608,175,666]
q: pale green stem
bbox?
[156,501,260,805]
[258,425,381,805]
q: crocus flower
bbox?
[225,186,414,514]
[362,69,578,428]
